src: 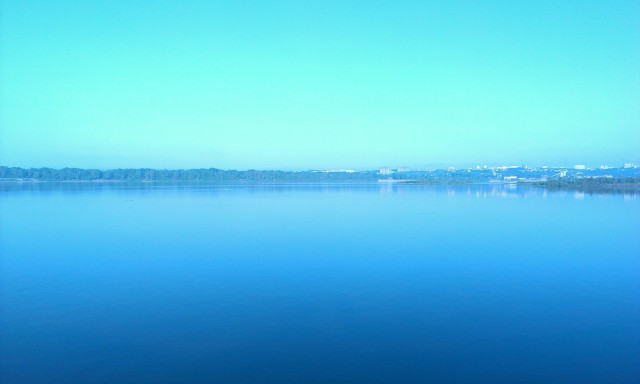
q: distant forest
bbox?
[0,166,492,183]
[536,177,640,191]
[0,166,379,182]
[1,166,639,189]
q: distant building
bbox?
[497,165,520,170]
[623,163,637,169]
[447,167,456,172]
[599,165,611,170]
[396,167,410,173]
[321,169,355,173]
[503,176,518,185]
[379,167,393,175]
[574,164,586,170]
[558,170,567,177]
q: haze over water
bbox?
[1,184,638,383]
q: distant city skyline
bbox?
[1,1,639,170]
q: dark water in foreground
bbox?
[1,183,639,383]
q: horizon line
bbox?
[2,163,639,172]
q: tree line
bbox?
[0,166,379,182]
[539,177,640,190]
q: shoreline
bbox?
[2,178,639,191]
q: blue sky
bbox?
[1,0,638,170]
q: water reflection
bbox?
[0,181,638,200]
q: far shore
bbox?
[2,177,639,193]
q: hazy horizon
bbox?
[1,161,637,172]
[1,1,639,169]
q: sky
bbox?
[1,0,638,170]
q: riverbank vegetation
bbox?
[533,177,640,192]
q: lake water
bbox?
[1,183,639,383]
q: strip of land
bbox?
[1,166,638,191]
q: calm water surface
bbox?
[1,184,639,383]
